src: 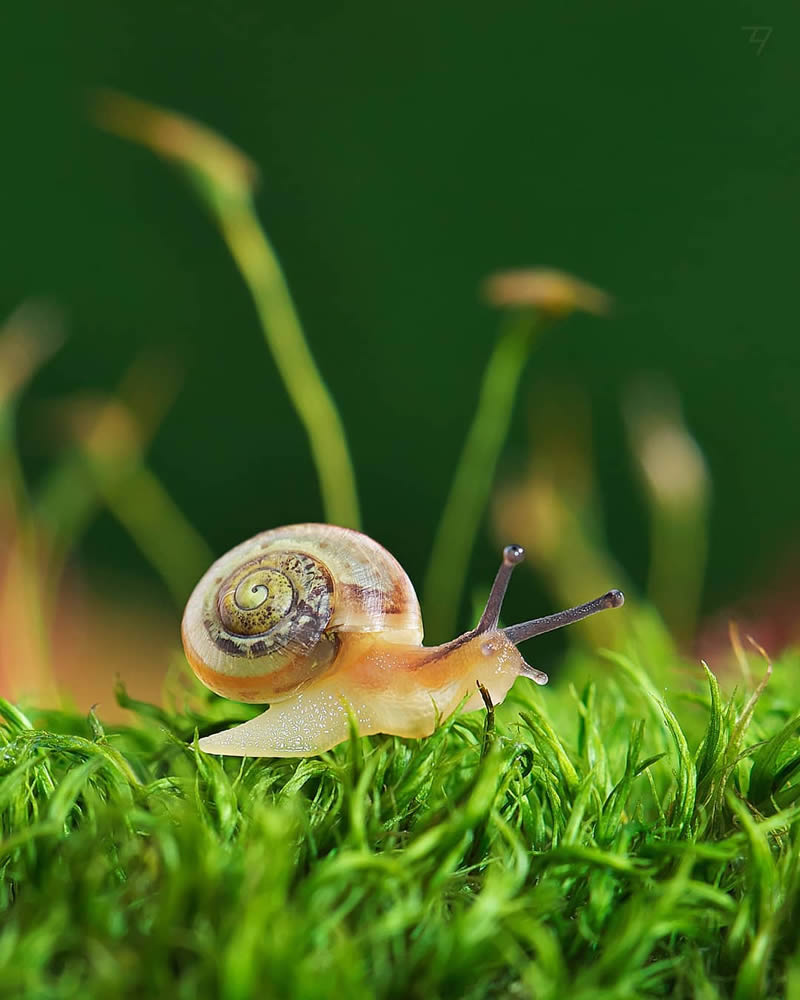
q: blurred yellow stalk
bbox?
[0,311,212,705]
[0,305,64,703]
[492,385,628,649]
[623,378,710,642]
[63,394,214,606]
[35,346,214,607]
[92,90,361,531]
[423,269,610,643]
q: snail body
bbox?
[182,524,623,757]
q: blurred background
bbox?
[1,1,798,714]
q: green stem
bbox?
[422,314,540,643]
[84,456,215,606]
[647,505,708,643]
[201,185,361,531]
[0,410,58,703]
[92,92,361,531]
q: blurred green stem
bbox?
[0,412,57,701]
[423,313,539,642]
[82,456,215,606]
[0,318,61,704]
[35,360,212,607]
[622,381,709,643]
[93,92,361,530]
[209,192,361,529]
[647,504,708,642]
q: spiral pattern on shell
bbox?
[212,550,333,651]
[181,524,424,703]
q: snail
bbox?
[181,524,624,757]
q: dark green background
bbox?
[2,2,798,632]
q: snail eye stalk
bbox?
[503,590,625,646]
[476,545,624,643]
[476,544,525,633]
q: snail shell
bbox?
[181,523,422,704]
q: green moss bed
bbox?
[2,640,800,1000]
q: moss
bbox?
[2,640,800,999]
